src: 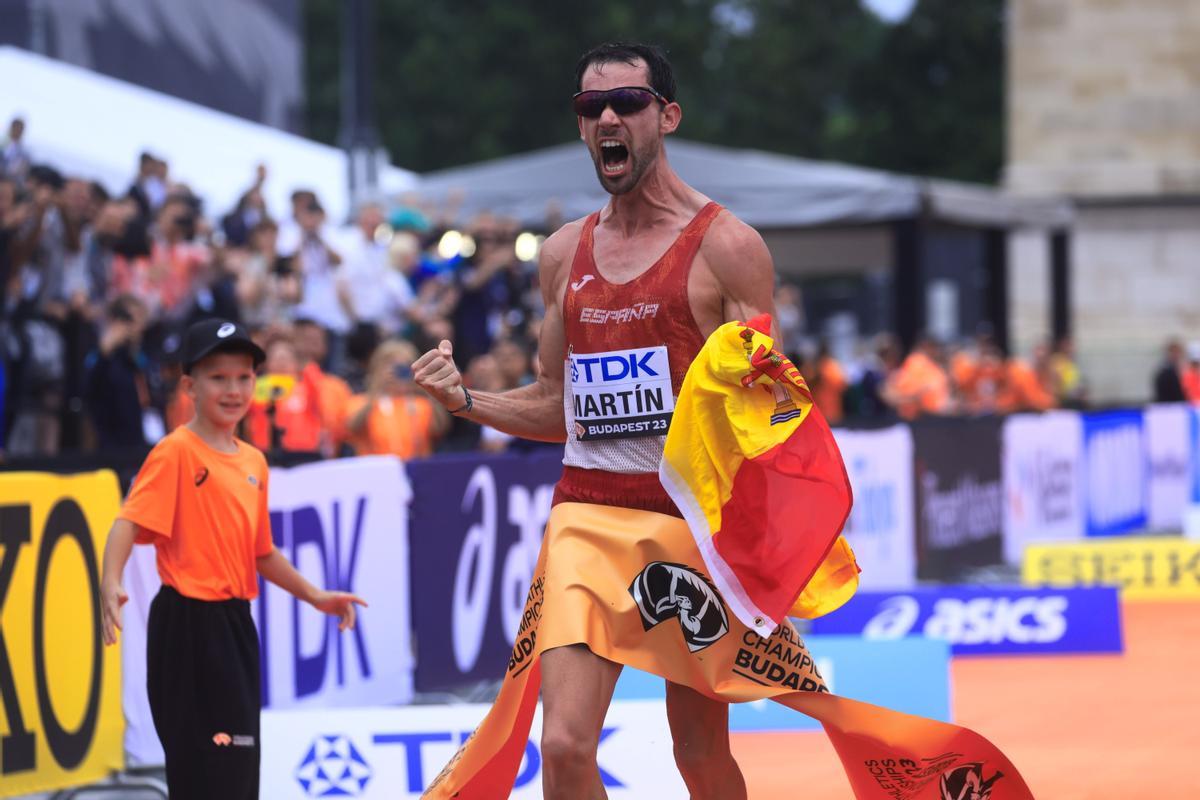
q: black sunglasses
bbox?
[572,86,668,119]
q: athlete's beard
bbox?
[593,137,660,196]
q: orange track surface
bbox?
[730,600,1200,799]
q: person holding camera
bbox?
[83,294,165,448]
[234,219,302,329]
[343,339,448,459]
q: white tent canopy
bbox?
[0,46,418,222]
[417,138,1071,230]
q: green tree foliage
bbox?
[303,0,1003,183]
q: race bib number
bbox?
[569,345,673,440]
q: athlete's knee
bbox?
[541,728,597,777]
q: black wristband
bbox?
[449,385,473,416]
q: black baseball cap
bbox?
[181,318,266,373]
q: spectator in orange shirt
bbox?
[998,351,1056,413]
[294,318,352,450]
[243,336,326,454]
[1182,343,1200,405]
[882,337,951,419]
[344,340,449,459]
[809,342,848,425]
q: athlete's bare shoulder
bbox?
[696,209,777,326]
[701,210,773,286]
[538,216,588,306]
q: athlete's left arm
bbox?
[706,216,780,335]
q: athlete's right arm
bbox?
[413,224,576,443]
[100,518,137,646]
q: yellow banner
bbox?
[1023,537,1200,598]
[0,471,124,797]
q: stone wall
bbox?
[1006,0,1200,196]
[1006,0,1200,403]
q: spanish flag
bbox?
[422,319,1034,800]
[660,314,859,637]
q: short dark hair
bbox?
[575,43,676,102]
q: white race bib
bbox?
[568,345,673,441]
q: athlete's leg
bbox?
[541,644,624,800]
[665,681,747,800]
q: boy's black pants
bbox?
[147,585,261,800]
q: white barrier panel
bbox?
[122,455,415,765]
[833,425,916,589]
[1144,404,1191,531]
[256,456,414,710]
[260,700,687,798]
[1002,412,1085,564]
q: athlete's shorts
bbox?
[147,584,260,800]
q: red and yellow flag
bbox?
[660,314,859,636]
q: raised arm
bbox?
[412,223,578,442]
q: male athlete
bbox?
[414,42,780,799]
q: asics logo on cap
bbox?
[217,323,236,338]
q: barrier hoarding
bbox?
[260,700,685,798]
[912,418,1004,580]
[808,586,1122,655]
[406,451,563,692]
[0,471,124,795]
[1082,410,1147,537]
[1023,537,1200,599]
[833,425,917,589]
[1144,404,1191,531]
[1002,412,1085,564]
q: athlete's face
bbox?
[184,352,257,429]
[577,59,681,195]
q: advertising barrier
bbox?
[1023,537,1200,599]
[912,418,1004,580]
[1144,404,1192,531]
[0,471,124,796]
[1082,410,1147,537]
[260,700,685,798]
[611,635,950,733]
[406,451,564,693]
[1002,412,1085,564]
[832,425,917,589]
[808,586,1123,655]
[122,456,416,765]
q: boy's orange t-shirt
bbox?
[119,425,274,601]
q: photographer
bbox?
[83,294,164,448]
[343,339,448,459]
[234,218,302,328]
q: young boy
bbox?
[100,318,366,800]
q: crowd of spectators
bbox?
[6,114,1188,464]
[0,115,544,462]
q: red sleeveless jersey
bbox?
[553,201,723,516]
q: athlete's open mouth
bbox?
[600,140,629,176]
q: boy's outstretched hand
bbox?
[101,579,128,646]
[310,590,368,631]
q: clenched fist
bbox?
[413,339,467,410]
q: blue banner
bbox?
[611,635,951,732]
[808,586,1123,655]
[406,450,564,693]
[1082,410,1147,536]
